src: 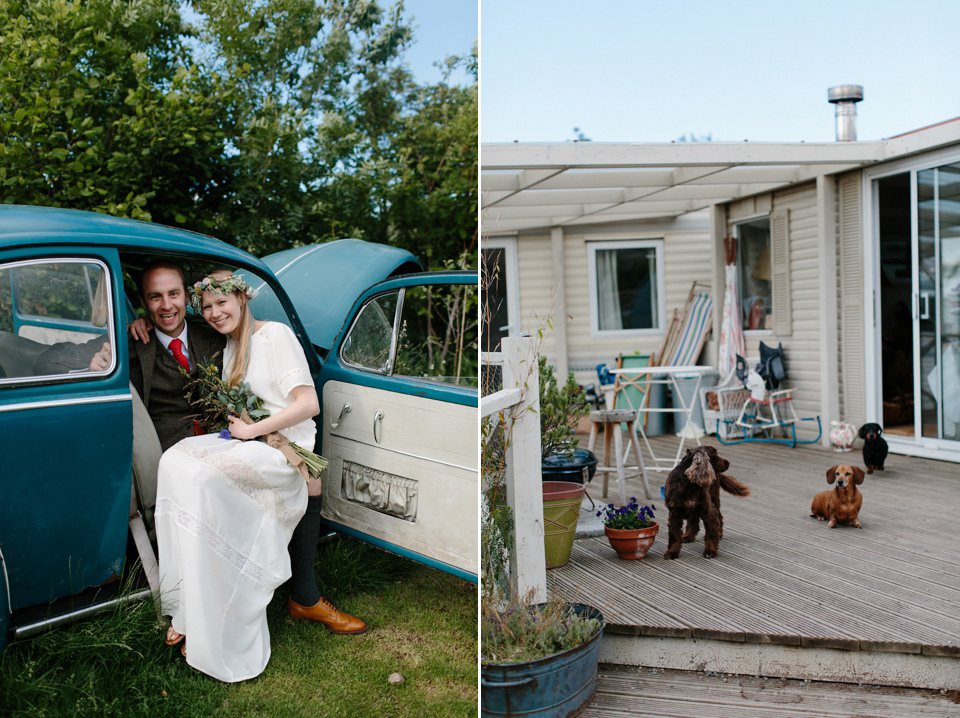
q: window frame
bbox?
[734,216,774,335]
[0,257,117,385]
[586,238,666,339]
[481,236,519,351]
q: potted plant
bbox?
[481,594,604,718]
[537,356,595,568]
[481,338,605,717]
[538,355,595,483]
[598,498,659,559]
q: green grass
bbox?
[0,538,478,718]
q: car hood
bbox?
[253,240,421,351]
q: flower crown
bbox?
[190,274,258,313]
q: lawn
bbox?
[0,538,478,718]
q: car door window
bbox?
[395,284,478,388]
[340,290,399,373]
[0,260,114,381]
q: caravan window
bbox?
[737,217,773,331]
[587,239,665,338]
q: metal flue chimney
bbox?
[828,85,864,141]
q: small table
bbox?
[608,365,714,472]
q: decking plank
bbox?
[579,667,960,718]
[549,434,960,653]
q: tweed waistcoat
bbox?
[130,322,225,452]
[147,346,196,451]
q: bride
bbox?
[155,270,326,682]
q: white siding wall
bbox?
[728,183,823,440]
[512,212,713,386]
[514,232,561,366]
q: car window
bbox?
[394,284,478,388]
[0,259,114,382]
[340,291,399,373]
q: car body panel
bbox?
[0,205,477,649]
[257,241,422,352]
[0,247,133,611]
[321,380,477,580]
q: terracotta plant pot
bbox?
[604,522,659,560]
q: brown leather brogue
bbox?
[287,597,368,634]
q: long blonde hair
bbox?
[197,269,255,387]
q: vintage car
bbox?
[0,205,478,654]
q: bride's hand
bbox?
[128,317,153,343]
[227,413,259,441]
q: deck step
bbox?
[580,666,960,717]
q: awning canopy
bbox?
[481,121,960,234]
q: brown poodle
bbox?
[663,446,750,559]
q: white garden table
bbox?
[608,365,714,472]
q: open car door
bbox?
[257,243,478,582]
[317,271,478,581]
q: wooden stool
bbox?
[586,409,652,504]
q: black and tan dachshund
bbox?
[858,422,888,474]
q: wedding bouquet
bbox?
[183,359,327,482]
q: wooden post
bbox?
[501,336,547,603]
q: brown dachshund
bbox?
[811,465,864,528]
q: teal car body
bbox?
[0,206,478,654]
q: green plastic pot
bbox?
[542,481,585,569]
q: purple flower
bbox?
[219,428,232,439]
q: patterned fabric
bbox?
[717,264,745,386]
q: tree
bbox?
[312,47,478,270]
[188,0,413,256]
[0,0,229,226]
[0,0,477,269]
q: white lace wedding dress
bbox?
[155,321,314,682]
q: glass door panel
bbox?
[918,163,960,442]
[877,173,914,435]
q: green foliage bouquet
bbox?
[184,359,327,481]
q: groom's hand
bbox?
[128,317,153,344]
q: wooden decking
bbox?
[581,666,960,717]
[549,433,960,683]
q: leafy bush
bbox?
[538,355,589,459]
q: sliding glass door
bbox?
[917,164,960,443]
[877,160,960,450]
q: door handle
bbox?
[373,410,384,444]
[331,403,351,429]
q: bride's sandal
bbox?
[181,642,187,658]
[165,626,185,647]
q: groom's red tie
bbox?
[170,338,190,372]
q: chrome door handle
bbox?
[373,410,384,444]
[331,403,351,429]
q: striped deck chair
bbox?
[627,282,714,432]
[664,287,713,367]
[653,281,713,368]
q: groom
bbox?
[131,259,367,634]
